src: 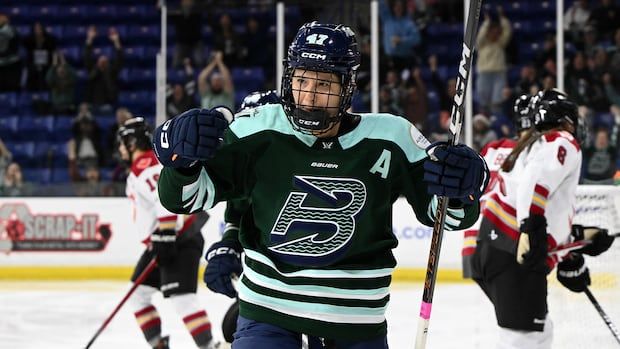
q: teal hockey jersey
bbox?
[158,104,479,340]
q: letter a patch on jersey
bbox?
[268,176,367,267]
[369,149,391,179]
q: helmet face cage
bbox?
[117,117,152,152]
[513,94,532,132]
[532,89,581,139]
[281,22,360,134]
[283,67,355,133]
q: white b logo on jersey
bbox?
[268,176,367,266]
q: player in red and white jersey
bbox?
[119,117,216,349]
[471,90,614,349]
[461,94,530,277]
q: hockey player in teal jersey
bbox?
[153,22,489,349]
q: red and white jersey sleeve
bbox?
[462,138,516,257]
[480,138,517,202]
[515,131,582,246]
[126,150,181,243]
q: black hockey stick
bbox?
[584,287,620,345]
[84,257,158,349]
[414,1,483,348]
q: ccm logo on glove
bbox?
[159,120,172,149]
[207,246,241,260]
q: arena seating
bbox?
[1,0,609,184]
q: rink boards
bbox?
[2,185,617,281]
[0,196,465,281]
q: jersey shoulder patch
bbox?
[543,130,580,152]
[339,113,429,163]
[131,150,160,177]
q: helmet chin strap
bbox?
[291,108,338,133]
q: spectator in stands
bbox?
[609,29,620,81]
[401,67,428,130]
[1,162,31,197]
[564,0,591,43]
[588,0,620,40]
[170,0,204,68]
[580,25,600,58]
[198,51,235,110]
[240,16,275,86]
[23,22,57,91]
[0,13,21,92]
[591,48,610,93]
[384,69,402,105]
[84,26,124,113]
[67,113,103,181]
[46,51,76,115]
[406,0,432,30]
[379,0,421,71]
[379,85,403,115]
[534,35,556,76]
[174,57,197,95]
[214,13,241,66]
[240,17,270,69]
[429,55,456,113]
[540,56,558,83]
[583,128,617,184]
[167,83,195,119]
[76,102,93,120]
[167,58,196,118]
[566,51,607,110]
[542,75,557,91]
[472,114,498,151]
[0,137,12,183]
[75,166,108,196]
[515,64,541,96]
[603,73,620,106]
[475,7,512,115]
[567,52,590,102]
[578,105,595,145]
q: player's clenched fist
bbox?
[423,142,489,202]
[153,107,231,168]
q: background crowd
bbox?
[0,0,619,197]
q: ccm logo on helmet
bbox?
[298,119,321,126]
[301,52,327,60]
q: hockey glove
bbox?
[153,107,231,168]
[571,224,615,256]
[423,142,489,202]
[516,214,549,273]
[557,253,590,293]
[204,239,243,298]
[151,229,177,266]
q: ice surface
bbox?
[0,281,617,348]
